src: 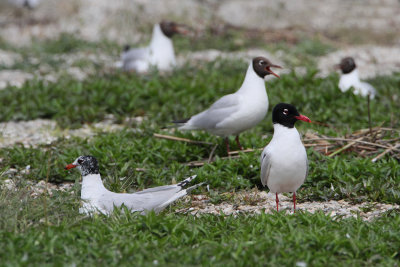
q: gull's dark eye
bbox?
[283,109,289,115]
[77,159,83,164]
[259,60,265,66]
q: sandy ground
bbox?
[0,0,399,46]
[179,191,399,221]
[0,116,145,148]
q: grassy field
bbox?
[0,32,400,266]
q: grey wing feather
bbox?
[122,47,148,61]
[122,47,149,70]
[135,185,178,194]
[188,94,240,129]
[135,175,197,194]
[260,149,271,187]
[95,176,202,213]
[305,157,309,180]
[208,93,240,110]
[97,189,178,213]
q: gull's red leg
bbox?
[293,192,296,213]
[225,137,230,155]
[235,135,244,150]
[276,193,279,212]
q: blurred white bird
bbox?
[121,21,190,73]
[337,57,377,131]
[5,0,41,9]
[65,155,202,215]
[260,103,311,212]
[337,57,376,99]
[174,57,282,154]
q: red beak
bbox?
[174,24,191,35]
[65,164,77,170]
[266,64,282,78]
[294,114,311,123]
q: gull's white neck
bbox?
[81,174,107,200]
[237,64,266,95]
[339,68,360,92]
[149,24,176,69]
[270,123,301,145]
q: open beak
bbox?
[294,114,311,123]
[64,164,77,170]
[334,63,341,70]
[174,24,191,36]
[266,64,282,78]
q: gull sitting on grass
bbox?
[336,57,377,132]
[65,155,202,215]
[121,21,190,73]
[336,57,376,98]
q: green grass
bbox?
[0,60,399,204]
[1,196,400,266]
[1,128,399,204]
[0,33,119,73]
[0,32,399,265]
[0,61,398,132]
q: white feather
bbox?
[179,63,269,137]
[121,24,176,73]
[339,69,376,99]
[260,124,308,193]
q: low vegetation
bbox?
[0,32,399,265]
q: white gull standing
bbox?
[65,155,202,215]
[121,21,189,73]
[337,57,376,99]
[260,103,311,212]
[174,57,282,154]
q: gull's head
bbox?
[336,57,356,74]
[24,0,40,9]
[252,57,282,79]
[123,45,131,52]
[272,103,311,128]
[65,155,99,176]
[160,21,191,38]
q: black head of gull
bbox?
[252,57,282,79]
[160,21,190,38]
[65,155,100,176]
[337,57,356,74]
[272,103,311,128]
[123,45,131,52]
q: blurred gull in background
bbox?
[121,21,190,73]
[336,57,376,99]
[4,0,41,9]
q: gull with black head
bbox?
[337,57,376,98]
[336,57,377,132]
[121,21,190,73]
[260,103,311,212]
[174,57,282,154]
[65,155,202,215]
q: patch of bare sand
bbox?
[178,190,399,221]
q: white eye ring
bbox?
[259,61,264,66]
[283,109,289,115]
